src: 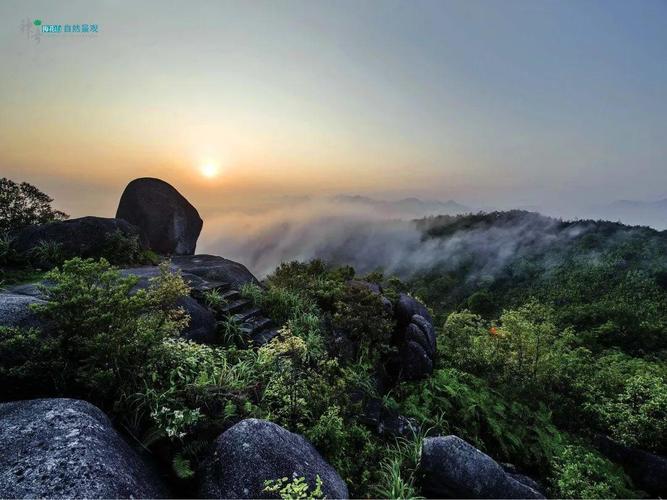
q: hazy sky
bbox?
[1,0,666,219]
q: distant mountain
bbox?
[333,194,471,218]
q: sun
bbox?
[199,163,220,179]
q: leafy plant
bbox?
[263,475,325,500]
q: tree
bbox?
[0,178,68,233]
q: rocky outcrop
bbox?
[199,419,348,499]
[594,434,667,497]
[10,216,146,264]
[418,435,544,499]
[0,398,167,499]
[116,178,202,255]
[394,294,436,380]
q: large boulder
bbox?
[10,216,146,263]
[199,419,348,499]
[594,434,667,497]
[116,178,202,255]
[0,398,167,498]
[418,435,544,499]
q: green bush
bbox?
[0,326,61,400]
[34,258,189,403]
[550,444,636,498]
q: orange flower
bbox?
[489,326,499,336]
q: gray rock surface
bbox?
[10,216,146,263]
[0,398,167,499]
[116,177,202,255]
[395,294,436,380]
[0,293,46,329]
[171,254,259,288]
[199,418,348,499]
[418,435,544,499]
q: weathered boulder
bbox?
[116,178,202,255]
[594,434,667,497]
[199,418,348,499]
[418,435,544,499]
[395,293,433,327]
[171,254,259,288]
[0,398,167,499]
[10,216,146,263]
[393,294,436,380]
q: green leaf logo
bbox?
[33,19,42,26]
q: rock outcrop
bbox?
[418,435,544,499]
[594,434,667,497]
[199,418,348,499]
[394,294,436,380]
[10,216,146,263]
[0,398,167,499]
[116,178,202,255]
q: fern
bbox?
[172,453,195,479]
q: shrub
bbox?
[34,258,189,403]
[595,373,667,452]
[550,444,635,498]
[0,178,68,233]
[100,230,159,265]
[0,326,61,400]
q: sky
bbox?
[1,0,666,223]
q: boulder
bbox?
[398,318,436,382]
[10,216,146,263]
[594,434,667,497]
[395,293,433,327]
[177,296,217,344]
[171,255,259,288]
[116,178,202,255]
[418,435,544,499]
[199,418,348,499]
[0,398,167,499]
[0,293,46,329]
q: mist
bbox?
[197,196,596,280]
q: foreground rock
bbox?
[199,419,348,499]
[0,398,167,499]
[117,178,202,255]
[418,435,544,499]
[594,434,667,497]
[10,216,146,263]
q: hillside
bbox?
[1,179,666,499]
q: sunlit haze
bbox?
[2,0,667,252]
